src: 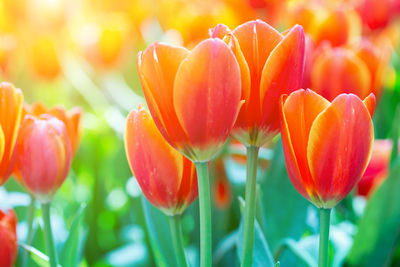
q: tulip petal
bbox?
[137,43,190,146]
[362,93,376,118]
[260,25,305,132]
[307,94,374,206]
[173,38,241,158]
[125,107,184,210]
[280,89,330,201]
[0,126,4,163]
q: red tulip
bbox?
[211,20,305,147]
[125,106,198,215]
[280,89,375,208]
[212,160,232,210]
[358,0,392,30]
[0,209,17,267]
[137,38,241,162]
[357,139,394,197]
[0,82,23,186]
[15,115,72,203]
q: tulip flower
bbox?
[125,106,197,267]
[357,0,392,30]
[357,139,394,197]
[30,35,61,80]
[137,38,241,267]
[280,89,375,267]
[0,82,23,186]
[0,209,17,267]
[210,20,305,267]
[16,114,72,267]
[212,159,232,210]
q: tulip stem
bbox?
[41,202,58,267]
[195,161,212,267]
[241,146,260,267]
[169,215,188,267]
[319,208,331,267]
[22,194,36,267]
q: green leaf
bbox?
[347,160,400,266]
[236,217,275,267]
[60,204,87,267]
[20,244,62,267]
[260,140,310,250]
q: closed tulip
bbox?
[137,38,241,162]
[15,115,72,203]
[212,20,305,147]
[0,209,17,267]
[125,106,198,215]
[0,82,23,186]
[280,89,375,208]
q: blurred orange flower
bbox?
[125,106,198,215]
[0,82,23,186]
[280,89,375,208]
[0,209,17,267]
[137,38,242,162]
[212,159,232,210]
[30,35,61,80]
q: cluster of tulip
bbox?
[0,82,82,267]
[123,15,380,266]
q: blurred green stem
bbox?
[195,161,212,267]
[319,208,331,267]
[241,146,260,267]
[42,202,58,267]
[22,194,36,267]
[169,215,188,267]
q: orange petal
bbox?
[0,82,23,185]
[311,48,371,101]
[0,126,4,163]
[260,25,305,132]
[307,94,374,207]
[173,38,241,161]
[137,43,189,147]
[363,93,376,118]
[281,89,330,201]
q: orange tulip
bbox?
[280,89,375,208]
[357,0,392,30]
[125,106,198,215]
[23,102,82,155]
[0,82,23,186]
[137,38,242,162]
[15,115,72,203]
[0,209,17,267]
[211,20,305,147]
[30,35,61,80]
[357,139,394,197]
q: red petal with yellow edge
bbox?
[307,94,374,206]
[232,20,283,128]
[0,126,4,163]
[173,38,241,156]
[0,82,23,185]
[363,93,376,118]
[137,43,189,147]
[311,48,371,101]
[260,25,305,133]
[280,89,330,201]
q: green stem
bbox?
[241,146,259,267]
[41,203,58,267]
[169,215,188,267]
[319,208,331,267]
[195,161,212,267]
[22,194,36,267]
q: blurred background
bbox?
[0,0,400,266]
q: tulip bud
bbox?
[280,89,375,208]
[0,209,18,267]
[125,106,198,215]
[15,115,72,203]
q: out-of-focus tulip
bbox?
[24,102,82,155]
[0,82,23,186]
[137,38,241,162]
[280,89,375,208]
[125,106,198,215]
[0,209,17,267]
[15,115,72,203]
[212,160,232,210]
[357,0,393,30]
[357,139,394,197]
[211,20,305,147]
[30,35,61,80]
